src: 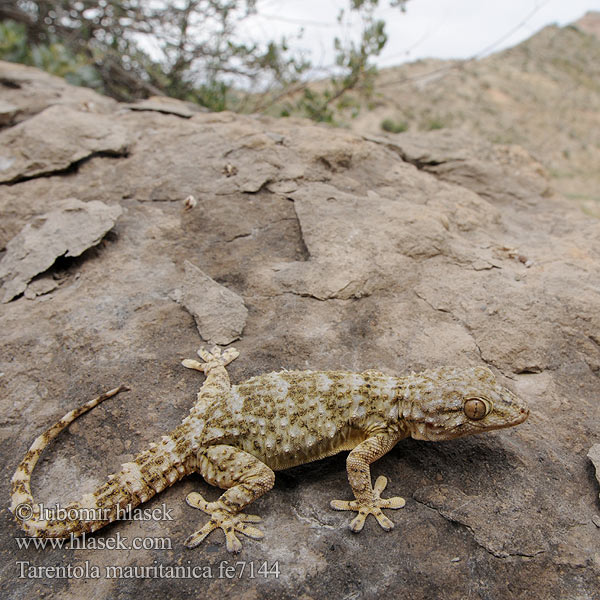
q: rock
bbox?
[0,60,116,124]
[413,484,547,558]
[23,274,60,300]
[0,105,129,183]
[274,180,498,300]
[0,198,122,302]
[0,99,19,126]
[122,96,205,118]
[588,444,600,499]
[367,129,552,204]
[178,260,248,345]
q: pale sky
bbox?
[242,0,600,72]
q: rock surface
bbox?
[0,61,599,600]
[177,259,248,345]
[0,105,130,183]
[0,60,116,125]
[588,444,600,500]
[0,198,122,302]
[122,96,205,118]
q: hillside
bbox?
[346,13,600,216]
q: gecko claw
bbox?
[185,492,264,552]
[330,475,405,532]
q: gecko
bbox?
[10,346,529,552]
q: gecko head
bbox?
[407,366,529,441]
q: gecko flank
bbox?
[10,347,529,552]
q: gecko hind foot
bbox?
[182,346,240,374]
[184,492,263,553]
[330,476,405,533]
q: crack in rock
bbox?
[413,484,547,558]
[587,444,600,500]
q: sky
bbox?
[241,0,600,72]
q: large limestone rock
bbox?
[0,60,116,125]
[0,198,122,302]
[0,105,129,183]
[0,60,598,599]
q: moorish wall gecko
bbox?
[10,346,529,552]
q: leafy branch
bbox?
[0,0,408,120]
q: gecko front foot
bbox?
[182,346,239,374]
[184,492,264,553]
[330,476,405,532]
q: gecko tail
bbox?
[9,385,129,537]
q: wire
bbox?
[379,17,447,65]
[255,12,339,27]
[468,0,553,60]
[376,0,554,89]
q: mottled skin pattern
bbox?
[10,346,529,552]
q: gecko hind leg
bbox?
[331,475,405,532]
[184,494,264,553]
[185,445,275,553]
[182,345,239,373]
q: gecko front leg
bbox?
[330,430,406,532]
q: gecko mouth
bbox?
[509,406,530,425]
[471,405,529,430]
[501,401,530,426]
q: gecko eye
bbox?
[463,398,490,420]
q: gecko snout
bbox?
[502,387,529,425]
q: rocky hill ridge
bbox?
[347,14,600,217]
